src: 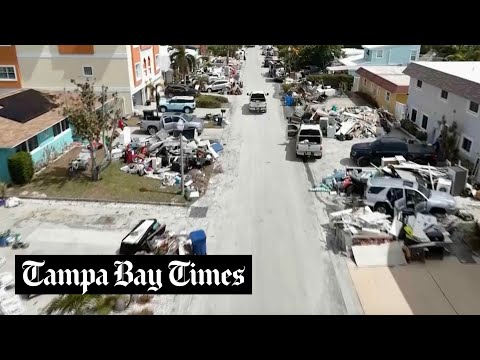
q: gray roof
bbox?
[403,62,480,104]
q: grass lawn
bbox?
[8,147,187,204]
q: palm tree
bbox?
[169,45,196,82]
[44,294,132,315]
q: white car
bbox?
[247,91,269,112]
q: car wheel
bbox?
[374,203,390,215]
[184,107,192,114]
[159,106,167,113]
[207,88,212,93]
[147,126,158,135]
[357,157,370,167]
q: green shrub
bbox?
[306,74,354,90]
[282,83,294,93]
[196,95,223,108]
[401,119,419,137]
[8,151,34,185]
[205,94,229,103]
[416,131,428,142]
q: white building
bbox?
[403,61,480,177]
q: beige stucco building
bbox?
[1,45,165,114]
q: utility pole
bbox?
[177,121,185,196]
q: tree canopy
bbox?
[277,45,343,71]
[421,45,480,61]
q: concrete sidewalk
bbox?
[348,259,480,315]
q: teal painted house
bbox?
[328,45,421,76]
[0,89,74,183]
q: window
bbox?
[53,122,62,136]
[366,50,370,56]
[387,188,404,204]
[410,50,417,61]
[0,66,16,80]
[385,91,391,102]
[440,90,448,100]
[469,100,479,114]
[61,118,70,131]
[15,142,28,153]
[421,114,428,129]
[462,136,472,152]
[363,78,367,86]
[411,108,417,122]
[83,66,93,77]
[416,79,423,89]
[368,187,385,194]
[376,49,384,58]
[155,54,160,70]
[163,116,173,124]
[27,136,39,151]
[135,63,142,80]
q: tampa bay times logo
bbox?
[15,255,252,295]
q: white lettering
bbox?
[23,261,109,294]
[192,269,221,286]
[221,269,232,286]
[114,261,133,287]
[22,260,45,287]
[168,260,191,287]
[232,267,245,286]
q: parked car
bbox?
[205,79,230,93]
[350,137,438,167]
[139,112,204,135]
[247,91,269,112]
[157,96,196,114]
[164,84,198,98]
[365,176,457,216]
[301,65,321,76]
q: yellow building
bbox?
[356,66,410,114]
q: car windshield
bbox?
[417,184,431,198]
[182,114,193,122]
[251,94,266,101]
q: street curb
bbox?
[14,196,190,208]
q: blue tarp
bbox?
[211,142,224,153]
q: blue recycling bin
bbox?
[189,230,207,255]
[0,234,7,247]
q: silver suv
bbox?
[365,176,457,215]
[139,112,204,135]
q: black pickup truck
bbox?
[350,137,437,167]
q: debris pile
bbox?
[119,129,224,199]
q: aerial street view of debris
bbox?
[1,44,480,315]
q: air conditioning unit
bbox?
[436,178,452,193]
[447,166,468,196]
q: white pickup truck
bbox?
[288,123,323,159]
[247,91,269,113]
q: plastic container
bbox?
[0,235,7,247]
[189,230,207,255]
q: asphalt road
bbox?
[168,46,362,314]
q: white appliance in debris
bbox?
[447,166,468,196]
[436,178,452,193]
[326,125,336,138]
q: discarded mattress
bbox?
[352,242,407,267]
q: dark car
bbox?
[164,84,198,98]
[301,65,321,77]
[350,137,437,167]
